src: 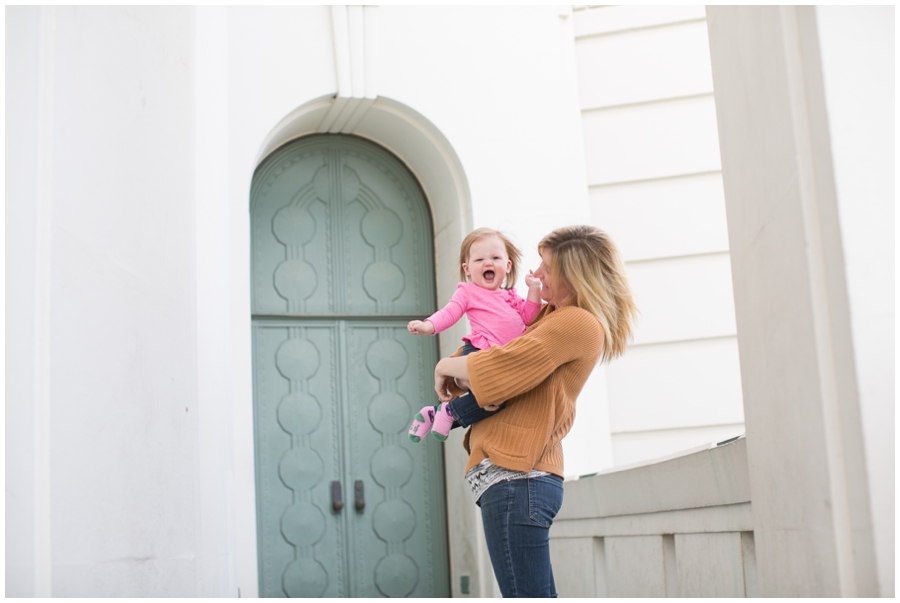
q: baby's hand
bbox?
[407,320,434,335]
[525,270,541,290]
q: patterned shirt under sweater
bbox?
[465,458,550,504]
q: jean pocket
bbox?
[527,476,563,528]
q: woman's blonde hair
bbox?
[458,228,522,290]
[539,225,637,362]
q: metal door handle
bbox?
[355,480,365,512]
[332,480,344,512]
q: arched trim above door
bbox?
[254,95,472,334]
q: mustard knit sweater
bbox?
[463,304,604,478]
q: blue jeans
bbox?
[479,475,564,598]
[445,342,506,428]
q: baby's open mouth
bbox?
[484,270,495,281]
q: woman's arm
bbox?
[466,307,603,407]
[434,356,470,402]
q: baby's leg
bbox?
[427,394,507,441]
[435,392,505,439]
[411,341,488,442]
[408,406,436,443]
[430,403,455,441]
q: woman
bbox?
[434,225,637,598]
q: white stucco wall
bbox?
[573,6,744,467]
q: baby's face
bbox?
[463,235,512,291]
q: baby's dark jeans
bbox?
[445,341,506,428]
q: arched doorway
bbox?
[250,134,449,597]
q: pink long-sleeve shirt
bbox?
[426,282,542,350]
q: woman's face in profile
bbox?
[534,248,574,308]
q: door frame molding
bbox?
[237,95,486,597]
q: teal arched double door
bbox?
[250,135,450,597]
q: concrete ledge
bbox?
[553,502,752,537]
[558,436,750,519]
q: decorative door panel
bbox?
[343,324,447,598]
[251,135,435,316]
[250,135,448,598]
[253,323,346,597]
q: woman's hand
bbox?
[435,377,458,402]
[434,356,470,402]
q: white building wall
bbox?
[9,5,888,598]
[6,5,598,597]
[573,6,744,467]
[7,6,218,597]
[552,6,892,598]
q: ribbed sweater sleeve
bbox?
[466,305,602,407]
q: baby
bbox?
[407,228,542,441]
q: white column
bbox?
[812,8,894,596]
[33,7,56,596]
[194,6,241,596]
[5,5,50,597]
[706,6,891,596]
